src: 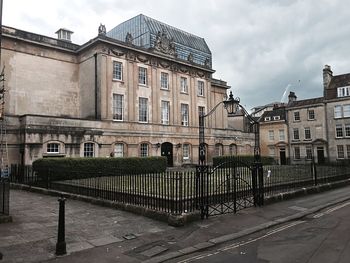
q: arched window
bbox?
[84,142,95,157]
[215,143,223,156]
[140,143,149,157]
[229,144,237,156]
[114,143,124,157]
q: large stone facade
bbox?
[1,17,254,166]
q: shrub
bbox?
[33,156,167,181]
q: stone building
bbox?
[286,92,327,164]
[1,14,254,166]
[259,105,289,164]
[323,65,350,161]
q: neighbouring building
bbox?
[323,65,350,161]
[286,92,327,164]
[1,14,254,166]
[259,104,289,164]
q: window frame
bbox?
[336,124,344,138]
[308,109,315,120]
[139,97,148,123]
[84,142,94,157]
[294,111,300,121]
[183,144,190,160]
[279,129,285,141]
[113,94,124,121]
[304,127,311,140]
[160,72,169,90]
[114,143,124,157]
[306,146,313,160]
[197,80,205,97]
[337,145,345,159]
[334,105,342,119]
[343,104,350,118]
[161,100,170,125]
[112,61,123,81]
[293,128,300,140]
[268,130,274,141]
[337,86,350,98]
[180,77,188,93]
[138,67,147,86]
[294,147,301,160]
[345,124,350,137]
[181,103,189,126]
[140,143,149,157]
[47,143,60,154]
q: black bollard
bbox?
[55,195,66,256]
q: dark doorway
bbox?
[317,147,325,164]
[279,148,287,165]
[161,142,173,167]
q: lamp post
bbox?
[198,92,237,166]
[223,91,263,206]
[198,91,263,206]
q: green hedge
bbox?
[213,155,275,167]
[33,157,167,181]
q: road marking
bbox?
[312,201,350,219]
[176,220,305,263]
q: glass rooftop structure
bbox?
[107,14,212,68]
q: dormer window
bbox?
[273,116,280,120]
[264,117,271,121]
[55,28,73,42]
[337,86,350,98]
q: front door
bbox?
[317,147,325,164]
[279,148,287,165]
[161,142,173,167]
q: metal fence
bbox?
[8,162,350,216]
[0,178,10,215]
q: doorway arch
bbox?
[161,142,173,166]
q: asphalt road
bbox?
[171,200,350,263]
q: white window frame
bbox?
[114,143,124,157]
[264,117,271,121]
[334,105,342,118]
[140,143,149,157]
[304,127,311,140]
[181,103,189,126]
[268,130,274,141]
[279,129,285,141]
[160,72,169,90]
[273,116,280,121]
[180,77,188,93]
[343,104,350,118]
[337,86,350,98]
[161,100,170,125]
[138,67,147,85]
[183,144,190,160]
[139,97,148,122]
[113,94,124,121]
[47,143,60,154]
[337,145,345,159]
[84,143,94,157]
[336,124,343,138]
[294,111,300,121]
[293,128,300,140]
[113,61,123,81]
[306,146,313,160]
[197,80,205,96]
[345,124,350,137]
[308,109,315,120]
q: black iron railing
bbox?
[8,161,350,216]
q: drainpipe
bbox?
[94,53,98,119]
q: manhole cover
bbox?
[123,233,137,240]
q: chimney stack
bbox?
[323,64,333,91]
[288,91,297,104]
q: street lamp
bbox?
[198,91,238,166]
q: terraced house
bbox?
[1,14,254,166]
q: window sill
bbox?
[113,119,123,122]
[180,92,189,95]
[161,88,170,92]
[139,84,148,87]
[197,95,205,98]
[112,79,124,83]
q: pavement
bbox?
[1,185,350,263]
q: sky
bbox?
[3,0,350,110]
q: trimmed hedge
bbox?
[213,155,275,167]
[33,156,167,181]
